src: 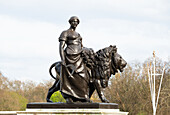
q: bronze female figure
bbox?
[59,16,90,103]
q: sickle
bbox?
[63,64,76,78]
[49,62,60,80]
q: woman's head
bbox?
[68,16,80,24]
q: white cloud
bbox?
[80,18,170,62]
[0,15,61,81]
[1,0,170,22]
[105,0,170,20]
[0,15,63,58]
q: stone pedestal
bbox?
[24,102,128,115]
[0,103,128,115]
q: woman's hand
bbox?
[61,60,66,66]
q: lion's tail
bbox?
[49,62,58,80]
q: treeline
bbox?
[0,57,169,115]
[0,73,65,111]
[103,58,170,115]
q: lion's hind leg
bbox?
[46,80,60,102]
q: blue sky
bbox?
[0,0,170,82]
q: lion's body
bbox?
[47,45,127,103]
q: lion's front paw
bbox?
[101,97,109,103]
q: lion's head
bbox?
[81,45,127,88]
[100,45,127,88]
[111,51,127,74]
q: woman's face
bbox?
[70,19,79,28]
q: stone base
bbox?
[0,102,129,115]
[25,102,128,115]
[24,109,128,115]
[0,109,128,115]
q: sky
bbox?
[0,0,170,82]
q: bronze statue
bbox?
[46,16,127,103]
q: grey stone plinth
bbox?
[23,109,128,115]
[0,109,128,115]
[24,102,128,115]
[0,103,128,115]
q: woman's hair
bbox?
[68,16,80,24]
